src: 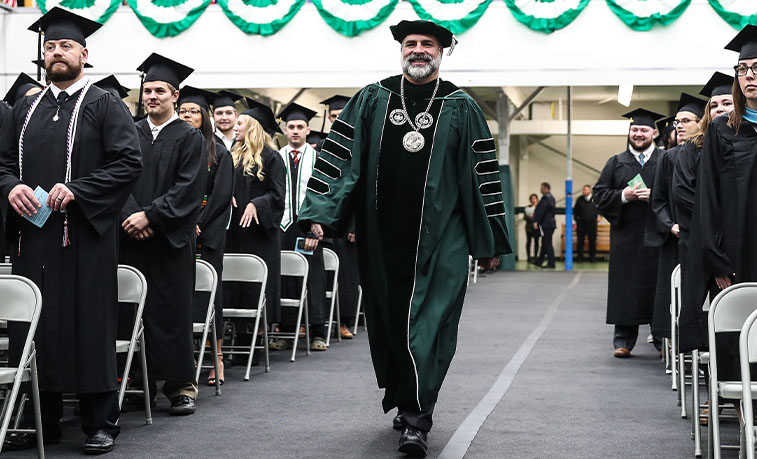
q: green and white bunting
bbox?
[217,0,305,36]
[503,0,590,34]
[406,0,493,35]
[606,0,691,31]
[708,0,757,30]
[37,0,122,24]
[312,0,398,37]
[127,0,211,37]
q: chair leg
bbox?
[29,356,44,459]
[664,338,671,374]
[292,297,305,363]
[195,313,212,385]
[711,384,721,459]
[336,294,342,343]
[245,308,263,382]
[304,302,311,357]
[139,330,152,426]
[210,319,221,396]
[693,351,702,457]
[326,291,336,347]
[680,353,688,418]
[263,308,270,373]
[353,286,362,336]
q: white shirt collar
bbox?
[49,77,89,100]
[629,144,655,163]
[215,129,234,150]
[147,112,179,140]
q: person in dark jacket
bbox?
[573,185,599,262]
[532,182,556,269]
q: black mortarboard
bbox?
[622,108,664,128]
[277,102,316,124]
[137,53,193,89]
[320,95,350,112]
[307,130,326,146]
[33,58,92,70]
[700,71,734,98]
[656,116,674,135]
[94,75,130,99]
[390,20,456,49]
[3,73,43,106]
[725,24,757,60]
[677,93,707,120]
[177,86,217,112]
[242,98,280,134]
[212,90,242,110]
[27,7,101,47]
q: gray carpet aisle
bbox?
[7,271,719,458]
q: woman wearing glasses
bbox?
[178,87,234,386]
[684,28,757,393]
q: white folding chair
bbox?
[323,248,341,347]
[0,263,11,275]
[268,251,309,362]
[116,265,152,425]
[0,275,44,459]
[193,260,221,396]
[352,286,366,335]
[670,264,681,392]
[468,256,478,286]
[740,308,757,459]
[691,293,711,458]
[221,254,269,380]
[708,283,757,459]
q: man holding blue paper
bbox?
[0,8,142,454]
[593,108,663,358]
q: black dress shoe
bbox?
[393,414,406,431]
[83,430,115,455]
[398,427,428,457]
[169,395,196,416]
[3,431,61,450]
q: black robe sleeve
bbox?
[66,94,143,237]
[593,156,623,226]
[250,148,286,233]
[197,146,234,241]
[0,101,25,204]
[143,129,206,248]
[645,149,675,247]
[698,122,733,277]
[672,142,700,231]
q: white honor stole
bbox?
[279,143,317,231]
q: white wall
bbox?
[0,0,744,93]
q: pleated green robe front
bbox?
[298,75,511,414]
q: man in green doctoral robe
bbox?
[297,20,511,457]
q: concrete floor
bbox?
[6,270,731,458]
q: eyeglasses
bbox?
[673,118,697,127]
[179,108,201,116]
[734,63,757,77]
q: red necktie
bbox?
[291,150,300,167]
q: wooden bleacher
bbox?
[560,220,610,260]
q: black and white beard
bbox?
[47,59,83,82]
[402,52,441,82]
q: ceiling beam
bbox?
[509,86,545,123]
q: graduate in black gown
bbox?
[272,102,329,352]
[178,86,233,386]
[119,54,206,415]
[594,108,663,358]
[646,94,706,347]
[690,27,757,381]
[677,72,734,354]
[224,112,285,329]
[212,90,242,152]
[0,8,142,453]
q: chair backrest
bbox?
[195,259,218,293]
[670,264,681,316]
[0,275,43,374]
[0,263,11,275]
[222,253,268,284]
[742,308,757,364]
[322,248,339,273]
[280,250,309,278]
[117,265,147,305]
[711,283,757,333]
